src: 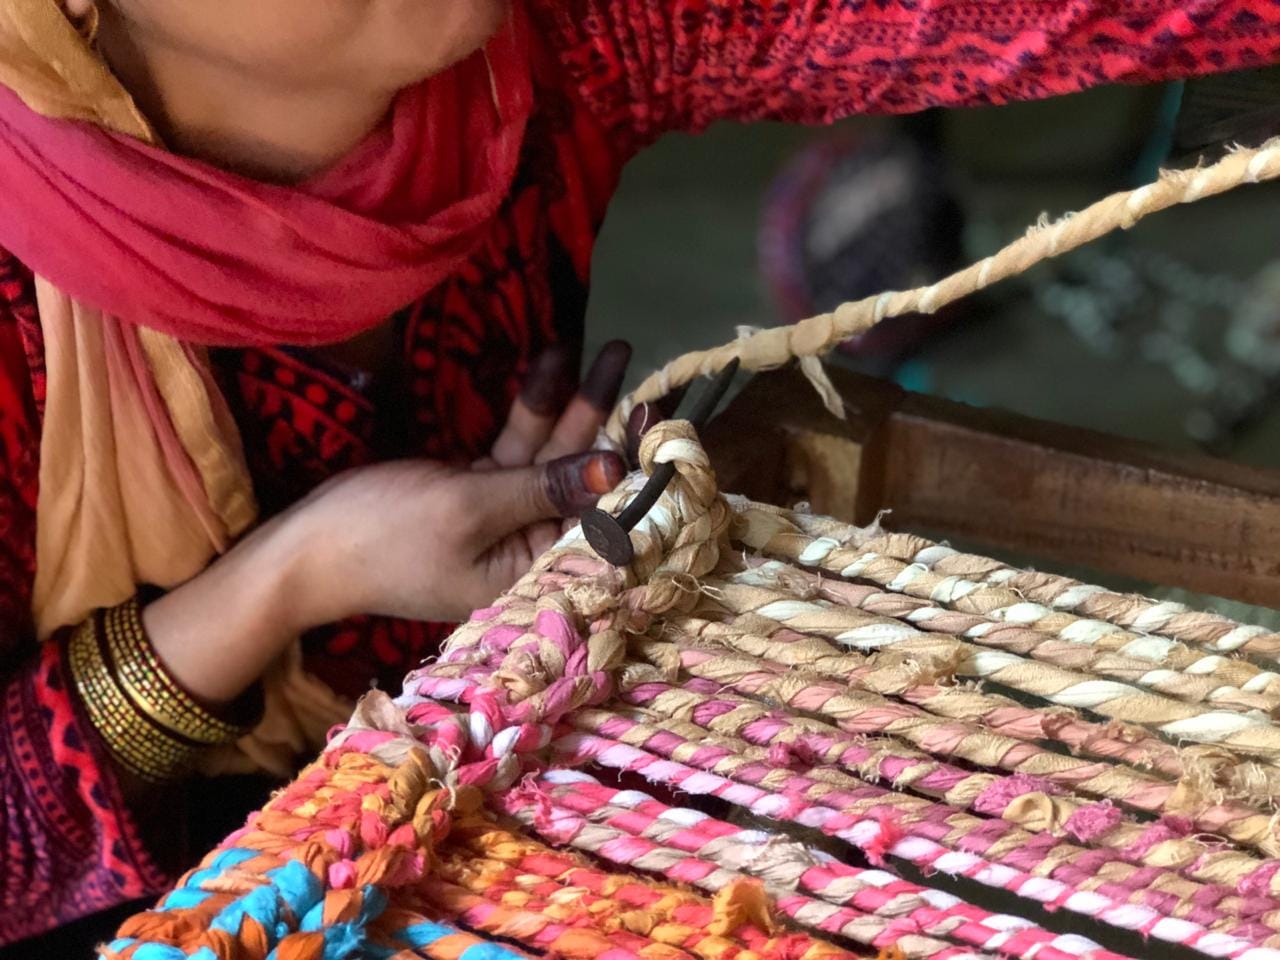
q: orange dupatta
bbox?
[1,0,350,776]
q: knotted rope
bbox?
[342,420,733,803]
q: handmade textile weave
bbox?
[96,133,1280,960]
[100,417,1280,960]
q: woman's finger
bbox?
[474,519,566,605]
[489,345,576,467]
[536,340,631,463]
[469,450,625,544]
[525,520,561,558]
[541,450,626,517]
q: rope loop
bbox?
[631,420,731,616]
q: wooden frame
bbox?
[706,366,1280,607]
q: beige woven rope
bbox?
[607,137,1280,441]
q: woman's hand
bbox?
[281,447,622,628]
[142,342,633,707]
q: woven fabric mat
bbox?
[100,424,1280,960]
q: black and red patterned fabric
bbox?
[2,0,1280,945]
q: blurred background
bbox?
[582,72,1280,622]
[585,74,1280,467]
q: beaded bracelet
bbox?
[69,600,259,783]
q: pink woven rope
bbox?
[661,639,1280,845]
[497,771,1218,960]
[611,679,1280,897]
[525,563,1280,842]
[495,776,999,960]
[528,774,1280,958]
[397,603,622,791]
[553,729,1276,943]
[573,705,1279,919]
[397,588,1280,934]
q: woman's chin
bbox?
[371,0,509,82]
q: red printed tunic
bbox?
[1,0,1278,944]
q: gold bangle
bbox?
[70,619,194,779]
[68,615,198,783]
[104,600,245,745]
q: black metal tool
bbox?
[580,358,741,566]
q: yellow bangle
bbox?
[68,614,198,783]
[103,599,245,745]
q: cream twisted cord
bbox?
[607,137,1280,442]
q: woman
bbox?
[0,0,1276,947]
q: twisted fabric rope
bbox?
[512,553,1280,855]
[728,505,1280,707]
[650,622,1280,857]
[439,821,856,960]
[610,677,1277,860]
[498,771,1280,958]
[793,521,1280,664]
[109,417,1280,959]
[726,559,1280,713]
[568,703,1280,908]
[551,726,1276,941]
[724,508,1280,807]
[98,745,474,960]
[756,512,1280,804]
[495,773,997,960]
[691,576,1280,758]
[509,542,1277,841]
[607,138,1280,440]
[728,502,1280,732]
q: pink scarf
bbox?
[0,5,535,774]
[0,18,533,347]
